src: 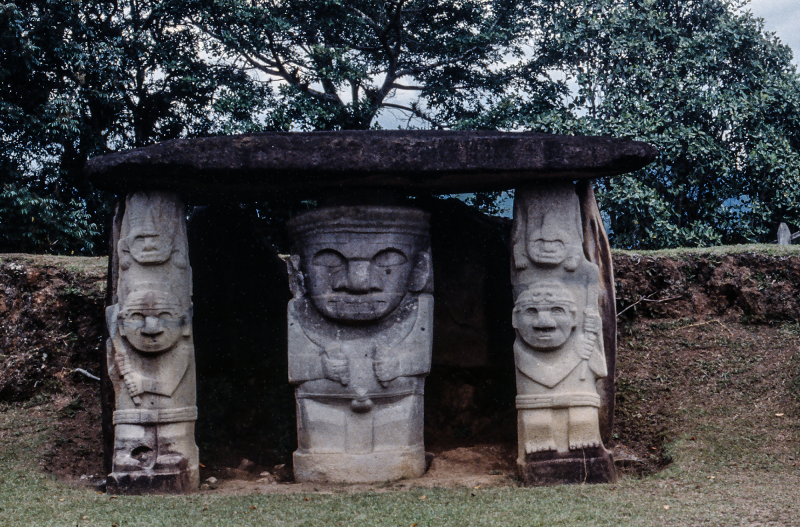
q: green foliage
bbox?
[4,0,800,246]
[0,184,99,255]
[519,0,800,248]
[182,0,555,131]
[0,0,277,255]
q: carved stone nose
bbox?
[141,316,164,335]
[345,261,372,292]
[532,312,556,328]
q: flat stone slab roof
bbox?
[85,131,656,198]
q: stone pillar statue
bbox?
[511,182,616,485]
[286,205,433,483]
[106,191,199,493]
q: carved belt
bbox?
[296,386,424,400]
[515,393,601,409]
[113,406,198,425]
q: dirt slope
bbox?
[1,247,799,489]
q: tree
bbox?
[6,0,800,252]
[1,0,274,254]
[181,0,562,131]
[519,0,800,248]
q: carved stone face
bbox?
[118,290,188,353]
[125,228,174,265]
[513,286,577,351]
[528,222,576,267]
[301,233,422,322]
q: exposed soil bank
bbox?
[1,246,799,488]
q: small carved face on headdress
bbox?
[527,214,580,269]
[513,283,577,351]
[125,228,174,265]
[120,192,180,265]
[302,233,427,322]
[118,289,189,353]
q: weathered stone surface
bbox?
[105,191,199,493]
[577,181,617,444]
[286,204,433,483]
[85,131,657,198]
[510,181,616,485]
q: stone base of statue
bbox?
[107,465,198,495]
[294,447,426,483]
[518,446,616,486]
[106,420,200,494]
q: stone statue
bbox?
[511,182,616,485]
[106,191,199,493]
[286,205,433,483]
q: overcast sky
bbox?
[747,0,800,66]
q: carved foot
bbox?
[525,441,557,454]
[567,406,603,451]
[569,439,602,450]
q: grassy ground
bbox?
[2,320,800,526]
[612,243,800,258]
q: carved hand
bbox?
[578,336,595,361]
[373,357,401,385]
[583,310,601,337]
[322,343,349,386]
[373,345,401,386]
[513,251,530,270]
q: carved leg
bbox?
[344,411,374,454]
[111,424,157,472]
[568,406,603,450]
[372,394,424,451]
[519,408,557,455]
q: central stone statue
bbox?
[286,205,433,482]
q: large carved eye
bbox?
[551,306,566,315]
[128,312,145,323]
[312,250,345,268]
[158,311,176,322]
[372,249,407,267]
[525,307,539,316]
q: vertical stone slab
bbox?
[577,180,616,444]
[778,223,791,245]
[511,182,616,485]
[105,191,199,493]
[286,205,433,483]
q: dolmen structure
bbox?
[86,130,656,491]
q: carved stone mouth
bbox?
[328,299,387,314]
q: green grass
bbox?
[0,253,108,277]
[1,400,799,526]
[612,243,800,259]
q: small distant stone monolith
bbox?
[286,204,433,483]
[778,223,792,245]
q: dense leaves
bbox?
[0,0,273,254]
[3,0,800,252]
[181,0,556,130]
[520,0,800,248]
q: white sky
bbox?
[747,0,800,67]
